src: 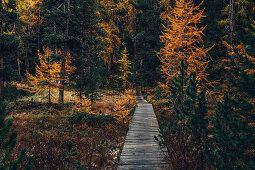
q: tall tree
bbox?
[41,0,73,103]
[158,0,211,87]
[132,0,162,86]
[74,0,105,101]
[16,0,42,75]
[0,0,20,100]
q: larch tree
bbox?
[27,47,74,103]
[118,47,132,89]
[158,0,211,86]
[27,47,60,103]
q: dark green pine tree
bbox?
[132,0,161,87]
[206,93,254,169]
[41,0,72,103]
[206,47,255,169]
[0,0,20,101]
[158,60,209,169]
[73,0,105,101]
[0,101,32,170]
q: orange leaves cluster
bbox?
[118,48,132,88]
[75,95,92,113]
[113,89,137,124]
[27,47,75,96]
[27,47,61,95]
[158,0,211,85]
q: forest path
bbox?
[118,96,171,170]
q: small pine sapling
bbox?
[0,101,32,169]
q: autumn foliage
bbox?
[118,48,132,88]
[75,95,92,113]
[27,47,74,103]
[113,89,137,124]
[158,0,211,86]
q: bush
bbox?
[67,111,115,127]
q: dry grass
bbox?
[7,83,134,169]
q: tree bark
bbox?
[0,2,4,100]
[59,0,71,103]
[0,55,4,101]
[107,55,112,74]
[80,48,85,99]
[229,0,235,46]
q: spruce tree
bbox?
[0,101,32,169]
[0,0,20,101]
[158,60,209,169]
[132,0,161,87]
[206,43,255,169]
[74,0,105,101]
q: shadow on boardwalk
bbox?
[118,96,172,170]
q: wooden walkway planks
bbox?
[118,96,171,170]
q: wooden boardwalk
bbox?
[118,96,171,170]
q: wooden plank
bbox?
[118,96,171,170]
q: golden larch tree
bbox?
[158,0,211,86]
[27,47,74,103]
[27,47,60,103]
[96,0,136,72]
[118,47,132,88]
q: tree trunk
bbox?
[48,88,51,104]
[0,5,4,100]
[59,0,71,103]
[107,55,112,74]
[80,49,85,99]
[0,55,4,101]
[229,0,235,46]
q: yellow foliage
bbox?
[118,48,132,88]
[27,47,75,102]
[158,0,211,87]
[75,96,92,113]
[113,89,137,124]
[96,0,136,66]
[16,0,42,29]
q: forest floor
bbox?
[6,82,131,169]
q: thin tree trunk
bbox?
[49,88,51,104]
[17,56,21,76]
[0,3,4,100]
[80,49,85,99]
[229,0,235,46]
[108,55,112,73]
[0,55,4,101]
[59,0,71,103]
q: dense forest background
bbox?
[0,0,254,169]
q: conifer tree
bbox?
[74,0,105,101]
[132,0,162,86]
[0,101,32,169]
[118,47,132,89]
[158,60,209,169]
[158,0,211,87]
[0,0,20,100]
[27,47,75,103]
[16,0,42,74]
[206,42,255,169]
